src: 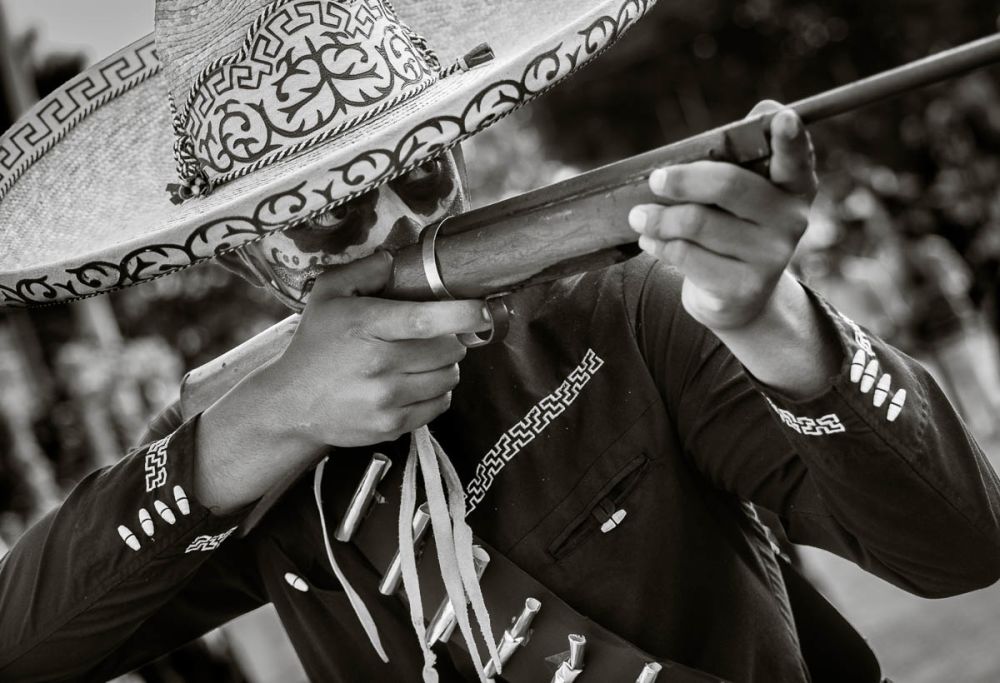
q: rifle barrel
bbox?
[793,33,1000,123]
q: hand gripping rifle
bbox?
[182,33,1000,417]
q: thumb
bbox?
[310,250,394,300]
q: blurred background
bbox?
[3,0,1000,681]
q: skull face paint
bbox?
[228,149,466,309]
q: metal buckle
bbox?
[378,504,432,595]
[334,453,391,542]
[484,597,541,678]
[426,546,491,645]
[550,634,586,683]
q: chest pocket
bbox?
[547,453,649,560]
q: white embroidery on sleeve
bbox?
[173,485,191,515]
[185,526,237,553]
[138,508,155,537]
[842,314,906,423]
[765,397,845,436]
[154,500,177,525]
[143,435,171,492]
[118,524,141,551]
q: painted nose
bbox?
[373,189,425,250]
[382,215,425,251]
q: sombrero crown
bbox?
[0,0,654,307]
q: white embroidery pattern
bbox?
[185,527,237,554]
[840,313,874,356]
[143,435,171,492]
[465,349,605,513]
[848,349,907,422]
[118,524,141,551]
[765,397,845,436]
[285,572,309,592]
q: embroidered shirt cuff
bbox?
[119,413,249,557]
[747,288,918,438]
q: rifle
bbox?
[181,33,1000,418]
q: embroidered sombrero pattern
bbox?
[0,0,656,307]
[180,0,439,184]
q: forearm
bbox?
[712,272,841,398]
[0,416,251,678]
[749,300,1000,595]
[194,359,325,515]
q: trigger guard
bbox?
[459,296,509,348]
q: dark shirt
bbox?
[2,256,1000,682]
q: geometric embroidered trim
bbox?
[185,526,237,553]
[172,0,441,192]
[764,397,846,436]
[465,349,605,513]
[143,435,171,492]
[0,36,160,202]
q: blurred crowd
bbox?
[3,0,1000,680]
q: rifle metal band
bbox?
[420,217,456,300]
[419,218,510,348]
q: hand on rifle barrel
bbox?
[270,252,492,448]
[628,101,817,332]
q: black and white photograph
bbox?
[2,1,1000,681]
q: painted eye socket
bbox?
[402,157,445,183]
[309,202,354,228]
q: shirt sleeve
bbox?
[627,255,1000,598]
[0,404,266,682]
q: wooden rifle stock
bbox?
[181,33,1000,418]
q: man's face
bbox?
[229,149,467,308]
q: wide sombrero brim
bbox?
[0,0,655,307]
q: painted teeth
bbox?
[118,525,140,551]
[860,359,879,393]
[174,485,190,516]
[154,500,176,525]
[873,374,892,407]
[138,508,154,537]
[284,572,309,592]
[887,389,907,422]
[849,350,866,383]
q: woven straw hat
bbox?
[0,0,655,308]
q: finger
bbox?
[392,365,462,406]
[746,99,784,118]
[361,299,491,341]
[397,394,453,433]
[311,251,394,300]
[638,237,759,296]
[628,203,787,264]
[768,108,817,197]
[648,162,807,233]
[398,337,468,373]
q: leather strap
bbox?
[350,461,729,683]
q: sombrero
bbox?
[0,0,656,308]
